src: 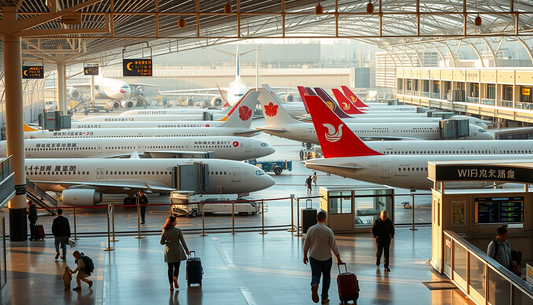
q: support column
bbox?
[90,75,96,104]
[57,63,66,112]
[3,35,27,241]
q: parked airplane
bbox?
[303,94,531,190]
[119,106,229,116]
[256,88,493,144]
[78,112,227,122]
[25,158,275,205]
[24,91,260,139]
[0,136,274,160]
[261,84,308,118]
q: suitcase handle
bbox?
[306,199,312,209]
[338,263,348,274]
[188,250,195,258]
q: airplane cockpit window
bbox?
[255,170,265,176]
[261,143,269,147]
[478,129,486,133]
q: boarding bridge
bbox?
[172,163,209,193]
[26,179,57,216]
[203,112,213,121]
[439,119,469,139]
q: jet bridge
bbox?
[172,162,209,193]
[439,119,469,139]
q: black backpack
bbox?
[81,255,95,275]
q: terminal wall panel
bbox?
[466,70,480,83]
[497,71,515,84]
[420,69,429,79]
[397,69,404,78]
[480,71,496,83]
[431,70,441,80]
[441,70,453,81]
[515,71,533,85]
[453,70,465,81]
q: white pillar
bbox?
[90,74,96,103]
[57,63,66,112]
[3,34,28,241]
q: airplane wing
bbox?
[493,127,533,138]
[304,162,365,170]
[33,180,175,194]
[358,136,424,141]
[233,130,262,137]
[161,87,228,97]
[129,83,159,88]
[255,126,288,132]
[145,151,213,158]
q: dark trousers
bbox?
[140,205,146,222]
[167,261,181,284]
[29,221,36,239]
[310,257,332,300]
[376,237,391,267]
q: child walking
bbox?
[63,265,72,290]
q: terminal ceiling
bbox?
[0,0,533,73]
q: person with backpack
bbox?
[487,226,520,275]
[71,250,94,290]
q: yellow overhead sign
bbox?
[22,66,43,79]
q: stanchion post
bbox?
[135,198,143,239]
[410,193,418,231]
[288,194,296,232]
[73,206,79,240]
[104,204,114,251]
[232,201,235,235]
[111,204,119,242]
[294,198,302,237]
[259,199,267,235]
[200,202,207,237]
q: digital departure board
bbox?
[22,66,44,79]
[475,197,524,224]
[84,67,99,76]
[123,59,152,76]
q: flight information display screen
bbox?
[475,197,524,224]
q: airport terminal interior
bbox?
[2,0,533,304]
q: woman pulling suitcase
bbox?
[160,215,190,291]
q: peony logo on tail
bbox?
[264,102,279,117]
[326,101,335,110]
[341,102,350,110]
[323,123,343,142]
[239,106,252,121]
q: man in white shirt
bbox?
[303,211,343,304]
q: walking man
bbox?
[52,209,71,260]
[303,211,342,304]
[487,227,518,271]
[27,200,38,241]
[306,176,313,194]
[371,210,395,272]
[138,191,148,224]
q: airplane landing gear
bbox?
[124,197,134,205]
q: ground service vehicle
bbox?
[170,192,262,217]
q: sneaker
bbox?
[321,300,330,304]
[55,253,60,259]
[385,267,391,272]
[73,287,81,291]
[376,260,380,267]
[311,284,319,303]
[88,281,93,288]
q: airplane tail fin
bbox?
[302,94,383,158]
[258,88,301,126]
[297,86,310,113]
[261,84,289,104]
[332,89,365,115]
[218,89,259,128]
[314,88,353,119]
[216,84,230,108]
[341,86,368,108]
[24,122,39,132]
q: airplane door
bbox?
[96,168,104,179]
[185,143,190,150]
[302,127,307,137]
[381,162,390,178]
[245,142,251,152]
[492,147,497,153]
[97,144,102,153]
[232,167,241,182]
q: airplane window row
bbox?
[145,146,186,149]
[158,124,206,128]
[48,135,211,139]
[195,145,231,149]
[384,150,533,154]
[27,147,96,151]
[105,170,169,175]
[27,171,89,175]
[210,171,229,175]
[399,167,427,172]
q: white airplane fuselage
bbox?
[71,121,219,129]
[1,136,274,160]
[26,158,275,195]
[305,154,533,190]
[78,113,227,122]
[94,77,132,100]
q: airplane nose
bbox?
[264,174,276,189]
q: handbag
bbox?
[68,238,76,248]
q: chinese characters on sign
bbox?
[433,165,531,184]
[84,67,99,76]
[123,59,152,76]
[22,66,44,79]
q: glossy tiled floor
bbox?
[1,226,474,305]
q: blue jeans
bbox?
[55,236,68,256]
[310,257,332,300]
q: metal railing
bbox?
[430,92,441,99]
[480,98,496,105]
[466,96,480,103]
[26,179,57,216]
[443,230,533,304]
[515,101,533,110]
[498,100,514,108]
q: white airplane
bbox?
[1,136,274,160]
[119,107,228,116]
[261,84,308,118]
[161,45,250,106]
[24,91,260,139]
[303,94,533,190]
[78,112,227,122]
[25,158,275,205]
[255,88,493,144]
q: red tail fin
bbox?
[302,94,383,158]
[216,84,230,107]
[297,86,310,114]
[332,89,365,115]
[341,86,368,108]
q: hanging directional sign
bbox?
[22,66,44,79]
[123,59,152,76]
[84,67,99,76]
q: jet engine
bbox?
[112,101,120,108]
[66,88,80,101]
[210,96,223,107]
[121,100,134,109]
[284,94,294,102]
[61,189,102,206]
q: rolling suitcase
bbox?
[34,223,45,240]
[301,199,317,234]
[186,251,203,287]
[337,263,359,304]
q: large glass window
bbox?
[503,85,513,101]
[328,191,352,215]
[521,86,532,103]
[487,84,496,99]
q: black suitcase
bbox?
[186,251,203,287]
[301,199,317,234]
